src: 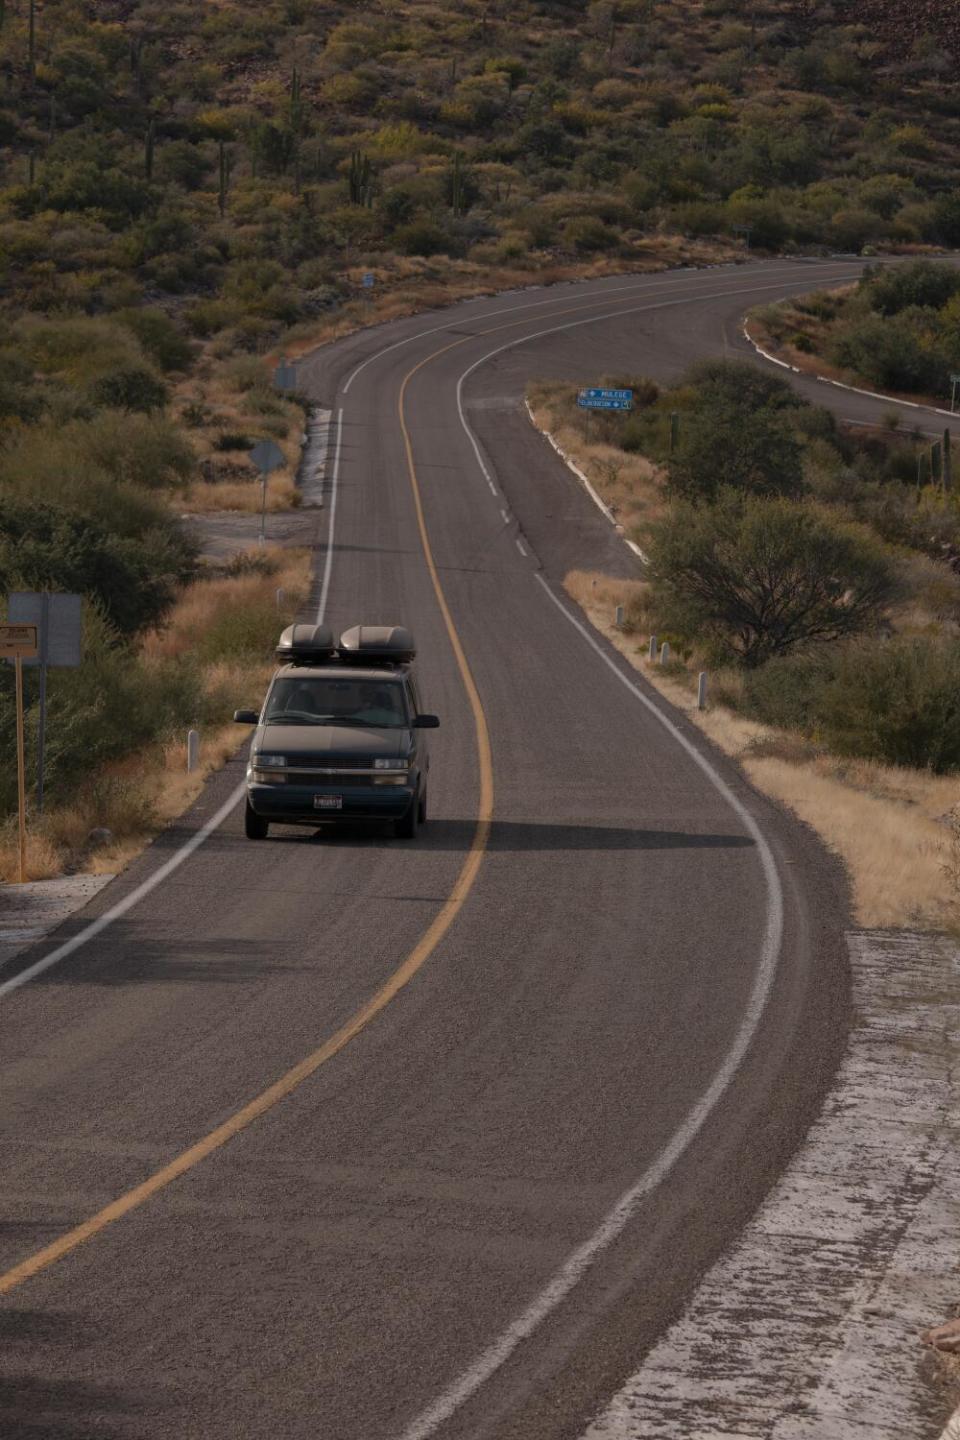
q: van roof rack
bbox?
[275,623,416,667]
[276,624,336,665]
[338,625,416,665]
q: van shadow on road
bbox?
[270,818,755,852]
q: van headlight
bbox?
[254,754,287,768]
[373,758,407,770]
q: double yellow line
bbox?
[0,341,495,1296]
[0,281,680,1293]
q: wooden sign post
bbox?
[1,624,38,883]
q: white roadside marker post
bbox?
[615,605,624,629]
[648,635,657,661]
[187,729,200,774]
[659,641,670,665]
[276,587,285,611]
[698,671,708,710]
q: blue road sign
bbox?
[362,273,375,288]
[578,387,633,412]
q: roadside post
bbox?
[1,623,38,883]
[950,374,960,414]
[8,592,82,812]
[249,438,286,546]
[186,729,200,774]
[362,272,375,315]
[615,605,624,628]
[648,635,657,661]
[697,672,708,710]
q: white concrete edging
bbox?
[523,399,649,564]
[940,1404,960,1440]
[742,320,959,420]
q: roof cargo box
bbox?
[338,625,416,665]
[276,624,336,664]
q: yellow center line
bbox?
[0,285,684,1295]
[0,339,494,1298]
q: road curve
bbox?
[0,260,890,1440]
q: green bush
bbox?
[645,492,896,667]
[861,260,960,316]
[817,638,960,772]
[0,498,195,636]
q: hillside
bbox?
[1,1,958,346]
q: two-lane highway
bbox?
[0,261,875,1439]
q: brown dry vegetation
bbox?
[565,568,959,930]
[526,380,667,533]
[0,547,311,884]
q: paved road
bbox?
[0,260,909,1440]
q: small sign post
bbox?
[950,373,960,414]
[576,387,634,412]
[274,355,298,391]
[249,439,286,546]
[9,592,82,811]
[0,624,38,883]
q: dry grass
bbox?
[274,235,744,363]
[527,383,666,535]
[566,570,958,930]
[0,547,311,885]
[176,472,299,514]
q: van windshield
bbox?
[264,677,408,728]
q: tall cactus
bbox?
[144,117,155,179]
[931,438,943,487]
[450,151,466,216]
[348,150,373,207]
[218,139,228,216]
[943,428,953,493]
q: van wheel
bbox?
[395,791,419,839]
[418,786,427,824]
[245,800,269,839]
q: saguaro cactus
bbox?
[348,150,373,207]
[144,117,155,179]
[218,139,229,216]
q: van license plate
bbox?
[314,795,342,810]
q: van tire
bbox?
[245,800,269,839]
[395,791,419,839]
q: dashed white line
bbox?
[499,508,510,525]
[397,577,785,1440]
[515,539,527,557]
[315,406,343,626]
[0,409,347,999]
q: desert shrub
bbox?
[645,492,896,667]
[89,366,169,413]
[816,637,960,772]
[669,400,804,501]
[394,220,454,257]
[0,498,195,636]
[830,313,947,394]
[114,310,193,373]
[860,261,960,317]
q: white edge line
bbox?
[0,783,246,999]
[523,399,650,566]
[399,285,796,1440]
[1,407,347,1000]
[340,261,855,397]
[316,407,343,626]
[741,320,959,419]
[515,539,527,557]
[399,579,784,1440]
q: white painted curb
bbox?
[523,400,649,564]
[742,320,959,420]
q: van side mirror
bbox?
[413,714,440,729]
[233,709,260,725]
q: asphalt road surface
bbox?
[0,259,934,1440]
